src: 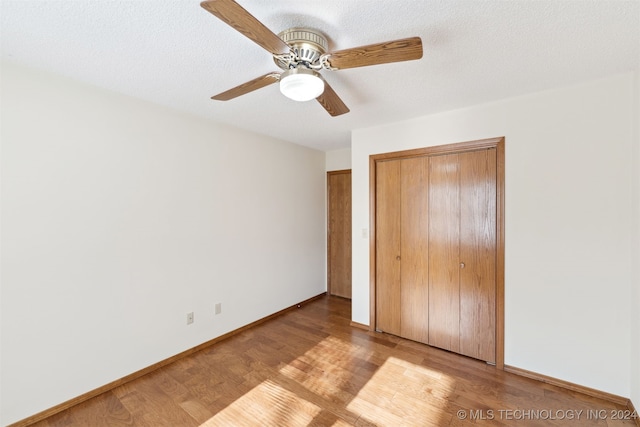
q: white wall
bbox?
[0,62,326,426]
[631,71,640,409]
[325,148,351,172]
[352,72,637,399]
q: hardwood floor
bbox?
[31,296,636,426]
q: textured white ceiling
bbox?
[1,0,639,151]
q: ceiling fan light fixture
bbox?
[279,68,325,102]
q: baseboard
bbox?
[8,292,327,427]
[628,399,640,427]
[504,365,630,406]
[350,321,370,331]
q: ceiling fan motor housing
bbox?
[274,28,329,69]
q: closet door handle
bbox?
[460,262,465,268]
[396,256,401,261]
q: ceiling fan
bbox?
[200,0,423,117]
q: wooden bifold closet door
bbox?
[375,146,497,363]
[327,170,352,299]
[376,157,430,343]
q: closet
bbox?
[372,138,503,364]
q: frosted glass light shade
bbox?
[279,68,325,102]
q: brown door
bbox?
[458,149,496,362]
[428,153,461,353]
[327,170,352,299]
[428,149,496,362]
[375,160,401,334]
[375,157,430,342]
[399,157,430,343]
[374,145,498,364]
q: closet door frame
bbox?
[369,137,505,369]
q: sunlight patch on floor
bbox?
[278,335,361,401]
[199,335,457,426]
[389,357,450,385]
[199,379,321,427]
[347,357,455,427]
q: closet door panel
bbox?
[400,156,430,343]
[375,160,401,335]
[328,170,352,298]
[428,154,460,353]
[459,149,497,362]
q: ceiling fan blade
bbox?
[327,37,423,70]
[212,72,280,101]
[316,80,349,117]
[201,0,290,55]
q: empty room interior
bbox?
[1,0,639,426]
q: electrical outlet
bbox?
[215,303,222,315]
[187,312,194,325]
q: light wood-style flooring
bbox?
[31,295,636,426]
